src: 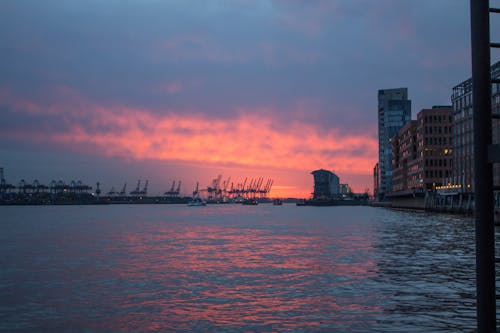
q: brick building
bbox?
[416,107,454,190]
[392,120,417,192]
[391,106,453,193]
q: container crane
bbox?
[193,182,200,197]
[139,180,148,196]
[130,180,141,196]
[119,183,127,196]
[165,180,181,197]
[107,186,116,196]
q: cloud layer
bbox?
[0,0,475,196]
[0,87,376,196]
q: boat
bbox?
[273,198,283,205]
[188,197,206,206]
[242,199,258,205]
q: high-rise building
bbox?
[377,88,412,200]
[451,61,500,192]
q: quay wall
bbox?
[391,196,425,210]
[373,192,475,216]
[425,192,473,215]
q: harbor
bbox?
[0,204,479,332]
[0,168,277,206]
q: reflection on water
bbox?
[0,205,479,332]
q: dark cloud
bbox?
[0,0,475,194]
[1,1,470,115]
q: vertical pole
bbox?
[470,1,496,332]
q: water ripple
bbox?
[0,205,483,332]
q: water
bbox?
[0,204,481,332]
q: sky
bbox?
[0,0,490,198]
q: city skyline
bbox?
[0,1,478,198]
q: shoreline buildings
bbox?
[375,61,500,208]
[391,106,453,193]
[311,169,340,199]
[376,88,412,200]
[305,169,368,205]
[451,61,500,192]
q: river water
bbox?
[0,204,486,332]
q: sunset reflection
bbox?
[103,209,380,331]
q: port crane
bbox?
[130,180,141,196]
[138,180,148,196]
[200,175,273,201]
[107,186,116,196]
[165,180,176,196]
[0,168,13,196]
[119,183,127,196]
[165,180,181,197]
[192,182,200,197]
[107,182,126,196]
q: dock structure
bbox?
[0,178,95,205]
[470,1,497,331]
[199,175,273,203]
[0,168,273,205]
[424,191,474,215]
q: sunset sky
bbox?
[0,0,487,198]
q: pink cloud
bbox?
[0,88,377,196]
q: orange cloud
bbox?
[52,110,376,174]
[1,89,377,197]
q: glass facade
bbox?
[451,61,500,193]
[378,88,412,199]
